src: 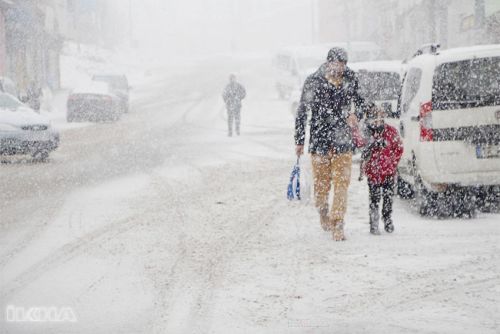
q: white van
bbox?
[397,44,500,216]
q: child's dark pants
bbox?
[368,177,395,228]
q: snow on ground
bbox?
[1,56,499,334]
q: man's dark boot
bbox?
[332,220,346,241]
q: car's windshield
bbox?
[0,93,23,110]
[433,56,500,109]
[357,71,401,101]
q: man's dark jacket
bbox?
[295,64,366,155]
[223,82,246,110]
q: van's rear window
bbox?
[357,71,400,101]
[433,56,500,110]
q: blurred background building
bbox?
[0,0,120,92]
[317,0,500,59]
[0,0,499,93]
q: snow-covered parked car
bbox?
[397,44,500,216]
[0,92,59,160]
[91,74,130,113]
[67,82,123,122]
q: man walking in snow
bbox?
[295,47,367,241]
[222,74,246,136]
[360,106,403,235]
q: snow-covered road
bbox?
[1,56,499,334]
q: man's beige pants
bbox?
[311,151,353,224]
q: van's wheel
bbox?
[476,186,500,213]
[414,173,461,218]
[411,156,437,216]
[435,190,455,218]
[413,174,434,216]
[397,175,414,199]
[451,187,476,218]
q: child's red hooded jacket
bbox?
[364,124,404,184]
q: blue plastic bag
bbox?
[287,158,301,200]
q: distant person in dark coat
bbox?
[222,74,246,137]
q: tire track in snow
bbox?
[329,252,500,322]
[146,162,284,333]
[0,89,215,282]
[0,206,149,304]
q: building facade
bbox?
[0,0,68,92]
[317,0,500,60]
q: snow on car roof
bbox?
[73,81,112,95]
[437,44,500,59]
[410,44,500,67]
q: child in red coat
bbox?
[360,106,403,235]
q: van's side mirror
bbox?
[395,92,403,119]
[382,102,400,119]
[382,102,392,117]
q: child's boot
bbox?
[384,218,394,233]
